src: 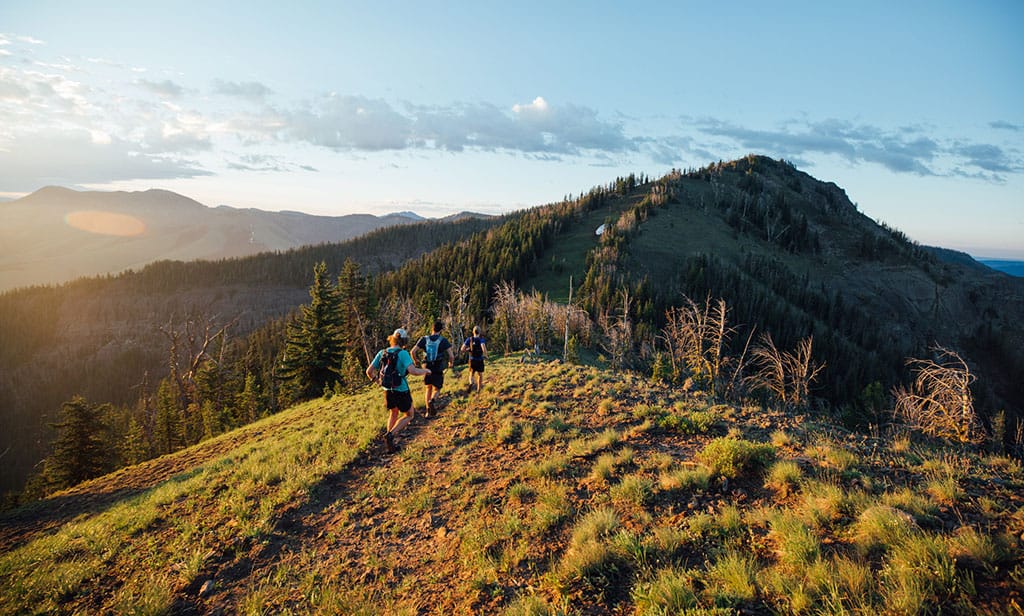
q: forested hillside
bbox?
[0,215,498,497]
[4,154,1022,508]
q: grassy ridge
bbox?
[0,389,385,614]
[1,357,1022,614]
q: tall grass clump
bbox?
[881,532,960,614]
[631,568,698,615]
[609,474,654,508]
[947,526,1011,573]
[706,550,759,605]
[769,512,821,569]
[659,465,712,493]
[854,505,919,557]
[657,407,719,435]
[763,460,802,498]
[502,594,571,616]
[559,508,632,604]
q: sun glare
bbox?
[64,210,147,237]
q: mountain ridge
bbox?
[0,186,485,292]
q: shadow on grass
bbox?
[0,467,205,552]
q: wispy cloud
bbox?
[212,79,273,102]
[1,31,1021,191]
[990,120,1022,132]
[271,94,635,158]
[693,118,1020,181]
[0,130,211,191]
[283,94,413,151]
[951,143,1020,174]
[135,78,185,99]
[226,153,311,173]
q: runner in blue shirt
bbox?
[366,328,431,453]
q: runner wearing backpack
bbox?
[365,328,432,453]
[461,325,487,393]
[412,319,454,417]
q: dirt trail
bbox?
[190,392,505,614]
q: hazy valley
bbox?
[0,187,439,292]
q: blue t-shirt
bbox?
[371,347,414,392]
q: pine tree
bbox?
[235,373,262,424]
[122,415,150,466]
[153,377,184,455]
[337,258,372,363]
[279,262,346,401]
[41,396,111,490]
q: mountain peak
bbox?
[390,210,425,221]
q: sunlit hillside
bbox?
[2,356,1021,614]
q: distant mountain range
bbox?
[979,259,1024,277]
[0,187,476,292]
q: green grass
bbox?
[0,392,383,615]
[764,459,803,497]
[3,356,1022,615]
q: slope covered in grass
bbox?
[2,357,1022,614]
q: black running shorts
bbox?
[385,389,413,412]
[470,358,485,373]
[424,368,445,389]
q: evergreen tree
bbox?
[279,262,346,401]
[235,373,262,424]
[337,258,372,363]
[41,396,111,491]
[122,415,150,466]
[153,377,184,455]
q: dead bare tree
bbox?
[444,281,472,353]
[660,295,733,398]
[893,346,980,443]
[491,280,519,354]
[159,313,238,443]
[598,289,634,370]
[159,313,238,407]
[786,337,824,408]
[371,293,422,348]
[748,334,825,410]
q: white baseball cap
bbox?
[393,328,408,340]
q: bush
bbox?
[658,409,718,434]
[697,438,776,478]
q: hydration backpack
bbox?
[470,337,483,358]
[424,335,441,362]
[378,349,402,389]
[424,335,444,369]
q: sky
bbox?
[1,1,1022,258]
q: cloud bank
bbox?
[0,130,211,191]
[1,32,1021,191]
